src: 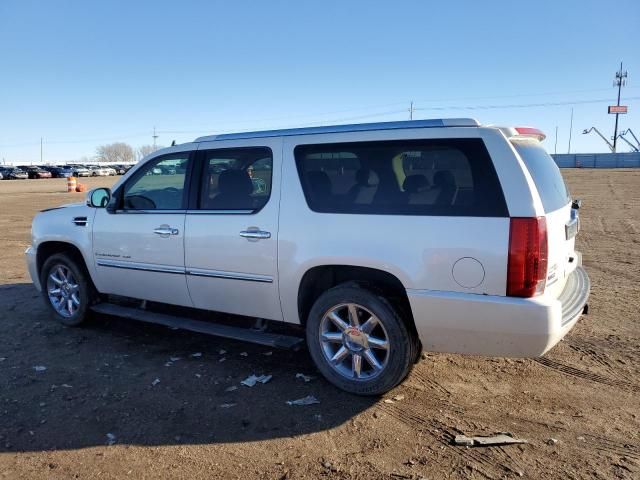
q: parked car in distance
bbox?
[0,167,29,180]
[70,165,91,177]
[44,166,74,178]
[26,119,590,395]
[87,165,111,177]
[22,166,52,179]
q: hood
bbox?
[40,202,84,213]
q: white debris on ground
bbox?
[240,374,272,387]
[219,403,236,409]
[225,385,238,392]
[33,366,47,372]
[240,352,248,357]
[454,433,527,447]
[190,352,202,358]
[218,349,227,355]
[383,395,405,404]
[286,395,320,406]
[219,357,226,363]
[169,356,181,362]
[106,433,117,446]
[151,378,160,386]
[295,373,314,382]
[262,351,273,356]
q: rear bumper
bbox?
[25,246,41,292]
[407,266,590,357]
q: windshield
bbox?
[512,140,570,213]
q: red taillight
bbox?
[514,127,546,141]
[507,217,548,297]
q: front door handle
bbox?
[154,225,179,237]
[240,229,271,240]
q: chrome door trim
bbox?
[96,259,273,283]
[96,259,186,275]
[186,267,273,283]
[115,209,188,214]
[186,209,254,215]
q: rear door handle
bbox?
[154,225,179,237]
[240,229,271,240]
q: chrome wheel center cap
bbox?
[343,327,368,352]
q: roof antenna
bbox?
[171,140,176,146]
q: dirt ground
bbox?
[0,171,638,479]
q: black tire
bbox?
[306,284,417,395]
[40,253,94,327]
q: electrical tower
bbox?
[612,62,628,152]
[152,126,158,149]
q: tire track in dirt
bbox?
[565,337,635,380]
[534,357,640,392]
[406,368,452,396]
[379,402,527,478]
[580,433,640,465]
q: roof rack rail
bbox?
[194,118,480,142]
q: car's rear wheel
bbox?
[40,253,93,327]
[306,284,417,395]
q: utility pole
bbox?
[612,62,628,152]
[409,101,414,120]
[152,126,158,149]
[554,126,558,154]
[567,108,574,154]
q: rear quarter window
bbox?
[512,140,570,213]
[295,138,508,217]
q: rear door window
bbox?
[198,147,273,212]
[295,139,508,217]
[512,140,570,213]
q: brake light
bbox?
[507,217,548,297]
[514,127,546,141]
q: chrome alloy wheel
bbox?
[47,265,80,318]
[319,303,390,380]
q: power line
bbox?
[414,96,640,112]
[2,94,639,149]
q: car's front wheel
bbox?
[40,253,94,326]
[306,284,418,395]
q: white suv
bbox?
[26,119,589,395]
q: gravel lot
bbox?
[0,171,638,479]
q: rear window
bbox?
[295,138,508,217]
[512,140,570,213]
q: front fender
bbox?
[30,205,98,288]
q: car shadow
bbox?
[0,283,377,452]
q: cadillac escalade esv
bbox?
[26,119,590,394]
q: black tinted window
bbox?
[295,139,507,216]
[512,140,570,212]
[199,147,272,211]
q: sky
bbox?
[0,0,638,164]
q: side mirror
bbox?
[87,188,111,208]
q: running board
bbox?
[90,303,304,350]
